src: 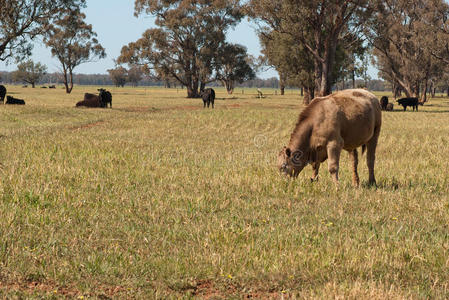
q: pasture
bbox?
[0,86,449,298]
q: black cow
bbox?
[380,96,389,111]
[0,85,6,103]
[98,88,112,108]
[397,97,420,111]
[201,88,215,108]
[6,96,25,105]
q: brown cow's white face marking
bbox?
[277,147,307,177]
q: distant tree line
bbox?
[0,70,277,88]
[3,0,449,100]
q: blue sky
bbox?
[0,0,376,80]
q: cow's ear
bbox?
[286,148,291,157]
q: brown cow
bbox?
[277,89,382,187]
[386,103,394,111]
[76,93,102,107]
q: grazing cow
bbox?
[0,85,6,103]
[380,96,389,111]
[201,88,215,108]
[277,89,382,187]
[76,93,102,108]
[6,96,25,105]
[98,88,112,108]
[49,85,56,89]
[396,97,421,111]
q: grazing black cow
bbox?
[0,85,6,103]
[201,88,215,108]
[6,96,25,105]
[380,96,389,111]
[386,103,394,111]
[98,88,112,108]
[397,97,420,111]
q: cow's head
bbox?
[277,146,308,177]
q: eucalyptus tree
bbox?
[248,0,371,97]
[44,6,105,93]
[118,0,243,98]
[12,60,47,88]
[215,43,256,94]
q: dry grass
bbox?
[0,85,448,299]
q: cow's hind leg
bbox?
[349,149,360,187]
[366,126,381,186]
[211,100,214,109]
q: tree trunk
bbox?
[318,37,337,96]
[32,83,35,88]
[67,69,74,94]
[225,80,234,94]
[430,80,435,98]
[280,73,285,95]
[300,86,303,96]
[186,73,199,98]
[351,68,355,89]
[200,81,206,93]
[62,67,70,94]
[303,86,314,105]
[422,79,428,103]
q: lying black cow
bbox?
[396,97,422,111]
[0,85,6,103]
[201,88,215,109]
[6,96,25,105]
[380,96,389,111]
[98,88,112,108]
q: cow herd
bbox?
[0,85,25,105]
[379,95,424,112]
[0,84,113,108]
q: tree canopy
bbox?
[0,0,86,62]
[367,0,449,99]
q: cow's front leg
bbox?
[349,149,359,187]
[310,162,320,182]
[327,142,342,185]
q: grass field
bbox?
[0,85,449,299]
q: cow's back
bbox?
[313,89,381,150]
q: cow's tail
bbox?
[362,144,367,155]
